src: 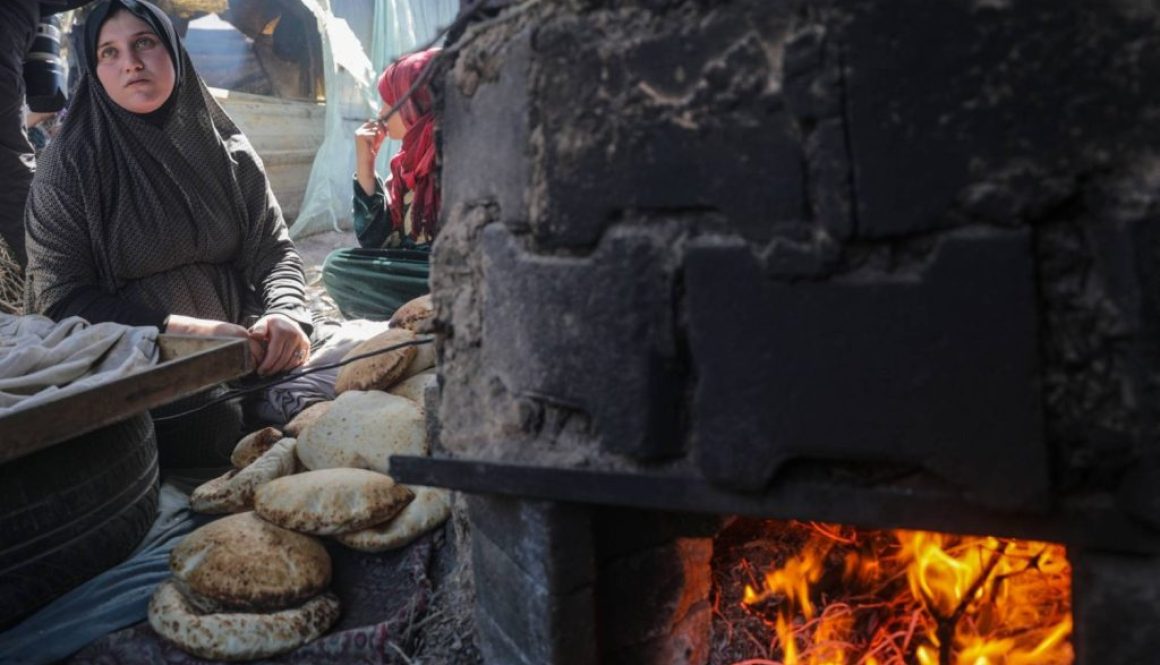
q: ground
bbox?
[293,228,355,322]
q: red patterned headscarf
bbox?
[378,49,439,242]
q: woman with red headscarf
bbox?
[322,49,440,320]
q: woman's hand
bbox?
[354,119,386,197]
[163,314,266,367]
[248,313,311,377]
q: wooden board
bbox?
[0,335,252,465]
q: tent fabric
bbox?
[288,0,457,239]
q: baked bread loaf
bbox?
[388,294,433,333]
[230,427,282,469]
[148,580,339,661]
[296,390,427,474]
[403,336,435,377]
[388,369,436,405]
[255,468,414,535]
[283,401,332,438]
[333,328,417,393]
[335,486,451,552]
[190,438,298,514]
[170,512,331,610]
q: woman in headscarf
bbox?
[321,49,440,320]
[24,0,313,465]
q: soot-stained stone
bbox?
[470,510,596,665]
[529,2,805,249]
[839,0,1160,237]
[1072,549,1160,664]
[480,223,683,459]
[443,29,533,228]
[466,495,594,595]
[685,228,1049,512]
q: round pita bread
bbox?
[334,486,451,552]
[334,328,417,393]
[171,512,331,610]
[296,390,427,474]
[254,468,415,535]
[230,427,283,469]
[190,439,299,514]
[401,336,436,378]
[148,581,339,661]
[283,401,332,438]
[388,369,437,405]
[389,294,433,333]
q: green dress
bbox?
[321,177,431,320]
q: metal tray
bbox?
[0,335,252,465]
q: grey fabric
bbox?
[251,318,391,425]
[24,0,311,333]
[0,0,38,270]
[0,312,158,412]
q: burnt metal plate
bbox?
[0,335,252,464]
[390,455,1160,555]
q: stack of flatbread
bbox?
[148,513,339,661]
[151,296,452,660]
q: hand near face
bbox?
[248,313,311,377]
[354,120,387,162]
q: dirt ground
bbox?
[292,228,357,322]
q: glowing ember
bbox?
[732,522,1072,665]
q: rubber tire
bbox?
[0,413,159,629]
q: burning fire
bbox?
[735,523,1072,665]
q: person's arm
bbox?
[228,134,312,375]
[24,176,166,326]
[352,176,392,249]
[228,136,312,334]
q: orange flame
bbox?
[738,523,1072,665]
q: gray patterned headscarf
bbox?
[25,0,308,328]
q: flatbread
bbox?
[387,369,436,405]
[170,512,331,610]
[388,294,433,333]
[190,438,298,514]
[295,390,427,474]
[334,486,451,552]
[334,328,417,393]
[283,401,332,438]
[148,581,339,661]
[401,336,436,379]
[254,468,415,536]
[230,427,282,469]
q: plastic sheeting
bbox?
[288,0,458,239]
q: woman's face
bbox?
[95,10,175,114]
[384,110,406,140]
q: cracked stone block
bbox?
[840,0,1160,237]
[686,228,1048,512]
[530,1,806,248]
[480,222,683,459]
[442,29,533,228]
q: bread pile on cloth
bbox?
[148,296,450,660]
